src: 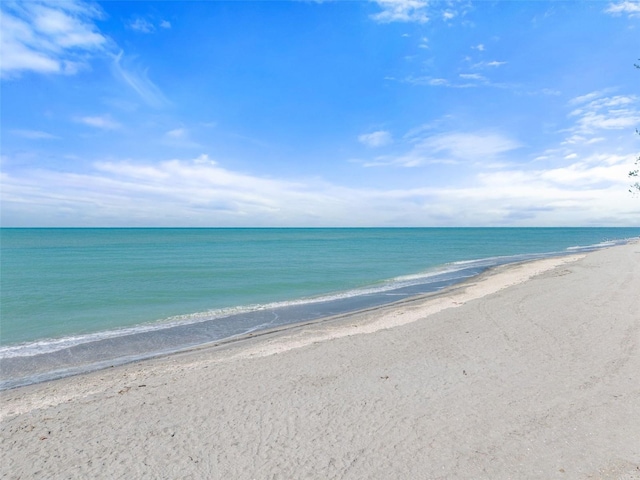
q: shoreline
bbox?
[2,241,639,478]
[1,250,587,392]
[2,237,632,392]
[0,250,622,405]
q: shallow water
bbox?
[1,227,638,389]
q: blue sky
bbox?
[1,0,639,226]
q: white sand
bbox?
[2,243,639,479]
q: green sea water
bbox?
[2,228,638,352]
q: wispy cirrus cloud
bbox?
[0,0,108,78]
[357,130,521,168]
[166,128,187,139]
[0,1,170,110]
[459,73,486,81]
[418,132,521,161]
[10,129,59,140]
[552,92,640,193]
[472,60,507,69]
[568,89,614,106]
[358,130,393,147]
[567,92,640,136]
[400,53,509,90]
[163,127,201,148]
[407,131,519,167]
[405,76,472,88]
[76,115,121,130]
[111,51,169,108]
[405,74,511,89]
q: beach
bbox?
[1,241,639,479]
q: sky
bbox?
[1,0,639,227]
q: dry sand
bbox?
[1,242,639,479]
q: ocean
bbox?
[1,227,639,389]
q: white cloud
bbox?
[568,89,613,106]
[402,119,451,139]
[361,130,521,168]
[459,73,485,81]
[535,153,632,188]
[406,75,512,89]
[163,127,201,148]
[0,0,108,78]
[605,1,640,16]
[570,95,635,113]
[473,60,507,68]
[472,44,485,51]
[567,93,640,135]
[426,78,450,86]
[358,130,393,147]
[0,155,377,226]
[370,0,467,24]
[111,51,169,108]
[562,135,587,145]
[371,0,430,23]
[577,113,639,131]
[2,151,636,227]
[10,129,59,140]
[128,18,155,33]
[77,115,121,130]
[128,17,171,33]
[405,77,453,87]
[166,128,187,138]
[538,88,562,96]
[444,152,637,224]
[418,131,521,161]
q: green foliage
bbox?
[631,150,639,193]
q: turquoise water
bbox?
[1,228,639,388]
